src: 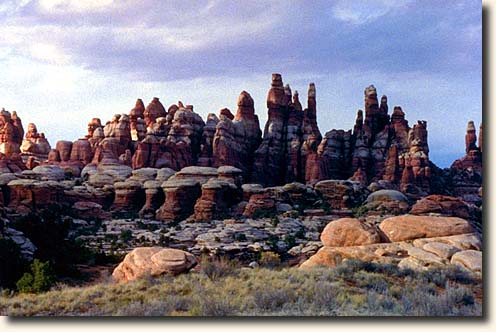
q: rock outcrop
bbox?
[112,247,197,282]
[378,215,474,242]
[410,195,470,219]
[212,91,262,180]
[252,76,321,186]
[301,214,481,273]
[320,218,381,247]
[0,109,23,157]
[314,180,367,209]
[450,121,482,205]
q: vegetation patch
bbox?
[0,260,481,316]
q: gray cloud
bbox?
[0,0,482,167]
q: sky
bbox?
[0,0,482,168]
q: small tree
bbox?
[16,259,55,293]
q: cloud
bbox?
[0,0,482,168]
[332,0,412,24]
[38,0,114,12]
[29,42,70,64]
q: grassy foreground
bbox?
[0,260,482,316]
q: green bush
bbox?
[15,273,34,293]
[120,229,133,242]
[284,234,297,249]
[352,205,369,218]
[16,259,55,293]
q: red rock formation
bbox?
[131,135,160,169]
[410,195,470,219]
[363,85,389,139]
[284,84,303,183]
[219,108,234,120]
[55,141,72,162]
[11,111,24,146]
[70,139,93,164]
[449,121,482,205]
[144,97,167,127]
[47,149,61,163]
[399,121,431,193]
[20,123,51,157]
[193,178,239,221]
[112,180,145,213]
[129,99,145,123]
[197,113,219,167]
[452,121,482,172]
[300,84,323,185]
[156,179,202,221]
[72,201,106,220]
[0,109,22,157]
[164,106,205,168]
[7,179,65,212]
[212,91,261,180]
[390,106,409,152]
[314,180,366,209]
[465,121,477,154]
[242,192,276,218]
[349,167,367,186]
[252,74,289,186]
[317,129,351,180]
[139,180,164,219]
[303,134,320,185]
[131,118,146,142]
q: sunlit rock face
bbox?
[1,74,480,210]
[0,109,23,157]
[449,121,483,205]
[252,75,323,186]
[212,91,262,181]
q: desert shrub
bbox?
[200,255,238,281]
[0,261,482,316]
[15,272,34,293]
[266,235,280,252]
[352,205,369,218]
[0,238,28,290]
[258,251,281,269]
[295,228,306,239]
[16,259,55,293]
[120,229,133,242]
[284,234,297,249]
[252,287,294,311]
[354,272,389,293]
[115,300,169,316]
[441,266,475,285]
[198,294,237,316]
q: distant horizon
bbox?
[0,0,482,169]
[1,77,477,169]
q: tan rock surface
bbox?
[320,218,381,247]
[379,215,474,242]
[112,247,196,282]
[450,250,482,272]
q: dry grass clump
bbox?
[0,260,482,317]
